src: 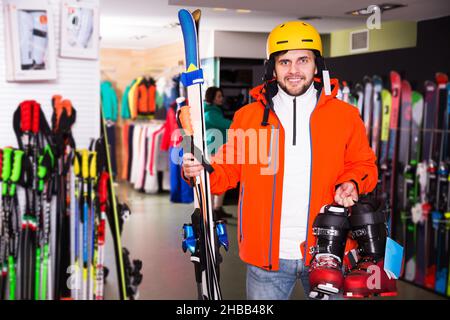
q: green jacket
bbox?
[121,80,135,119]
[100,81,118,121]
[204,102,232,153]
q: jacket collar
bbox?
[250,77,340,110]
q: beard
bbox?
[278,76,314,97]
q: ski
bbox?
[353,83,364,116]
[433,73,449,294]
[377,88,392,199]
[363,76,374,140]
[398,80,413,279]
[387,71,402,236]
[177,8,228,300]
[423,73,448,290]
[415,80,438,285]
[371,76,383,163]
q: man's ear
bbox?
[314,65,318,75]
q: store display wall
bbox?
[327,16,450,91]
[0,0,100,149]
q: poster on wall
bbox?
[60,0,99,60]
[3,0,57,81]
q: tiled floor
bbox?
[104,183,445,300]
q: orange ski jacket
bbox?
[133,78,156,116]
[188,78,378,271]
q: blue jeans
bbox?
[247,259,310,300]
[246,259,342,300]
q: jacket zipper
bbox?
[267,124,278,270]
[239,184,245,242]
[304,89,322,263]
[293,98,297,145]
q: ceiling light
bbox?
[164,22,180,28]
[213,8,227,12]
[129,35,147,40]
[379,3,406,11]
[298,16,322,20]
[236,9,251,14]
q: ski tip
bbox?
[372,75,382,85]
[178,8,191,20]
[390,71,401,84]
[435,72,448,85]
[192,9,201,22]
[424,80,437,90]
[401,79,411,91]
[411,91,423,103]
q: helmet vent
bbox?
[280,24,285,27]
[276,40,288,44]
[302,39,313,42]
[302,23,307,26]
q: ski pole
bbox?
[9,149,24,300]
[81,149,89,300]
[95,171,108,300]
[37,146,54,300]
[88,151,97,300]
[1,148,13,300]
[0,148,4,300]
[73,151,81,299]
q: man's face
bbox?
[274,49,317,96]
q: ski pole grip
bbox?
[177,106,193,136]
[52,95,63,130]
[81,149,89,179]
[73,151,81,176]
[37,154,47,179]
[11,150,24,183]
[31,101,40,134]
[20,101,32,132]
[0,149,3,181]
[99,171,109,210]
[10,150,24,196]
[62,99,73,117]
[2,148,13,183]
[89,152,97,179]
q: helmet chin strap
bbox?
[315,54,331,96]
[322,70,331,96]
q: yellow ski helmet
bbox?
[266,21,323,59]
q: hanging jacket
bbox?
[183,78,377,271]
[100,81,118,122]
[128,77,143,120]
[133,77,156,116]
[121,79,135,120]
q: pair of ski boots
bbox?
[308,196,397,300]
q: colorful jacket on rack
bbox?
[121,79,135,120]
[128,77,143,119]
[184,78,378,271]
[133,77,156,117]
[100,81,118,122]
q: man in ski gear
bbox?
[182,20,379,299]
